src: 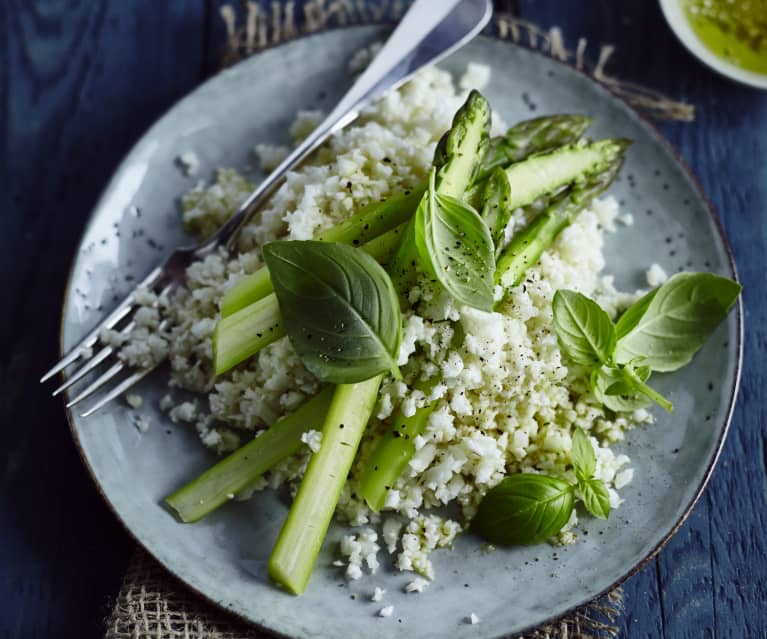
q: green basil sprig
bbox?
[472,427,612,545]
[570,427,611,520]
[414,167,496,312]
[590,365,652,412]
[552,271,741,412]
[263,240,402,384]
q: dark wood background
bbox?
[1,1,765,637]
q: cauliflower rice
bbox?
[111,64,659,583]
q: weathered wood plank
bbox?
[0,1,207,636]
[654,506,715,638]
[616,560,666,638]
[674,88,767,638]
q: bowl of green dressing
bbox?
[660,0,767,89]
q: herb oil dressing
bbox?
[684,0,767,74]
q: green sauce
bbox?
[684,0,767,74]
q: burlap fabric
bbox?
[105,3,694,637]
[105,548,624,639]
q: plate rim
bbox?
[58,25,745,638]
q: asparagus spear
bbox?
[358,140,630,513]
[475,114,592,182]
[495,139,630,292]
[220,268,274,318]
[388,91,491,295]
[213,293,285,376]
[432,90,492,198]
[358,380,437,512]
[165,387,335,523]
[268,376,383,594]
[220,115,593,318]
[268,91,491,595]
[468,138,626,211]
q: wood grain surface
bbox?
[1,1,765,637]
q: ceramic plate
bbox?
[61,27,742,638]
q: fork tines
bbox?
[41,265,171,415]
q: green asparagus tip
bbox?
[433,90,491,189]
[504,114,593,147]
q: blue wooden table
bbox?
[1,1,765,637]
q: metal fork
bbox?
[41,0,493,416]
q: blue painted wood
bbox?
[0,1,207,638]
[1,1,765,637]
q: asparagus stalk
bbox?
[358,381,436,511]
[213,293,285,376]
[495,139,630,292]
[432,90,492,198]
[357,221,409,264]
[468,138,626,211]
[268,376,383,594]
[220,115,593,318]
[220,269,273,319]
[388,91,491,294]
[165,387,335,523]
[475,114,592,182]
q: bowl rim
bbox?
[659,0,767,90]
[57,24,745,639]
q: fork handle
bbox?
[204,0,491,253]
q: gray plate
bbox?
[61,27,742,639]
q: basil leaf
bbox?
[263,241,402,384]
[471,474,574,546]
[414,168,495,312]
[578,478,611,520]
[570,427,596,481]
[552,290,616,367]
[615,272,741,372]
[591,366,652,412]
[615,288,658,340]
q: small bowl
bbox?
[659,0,767,90]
